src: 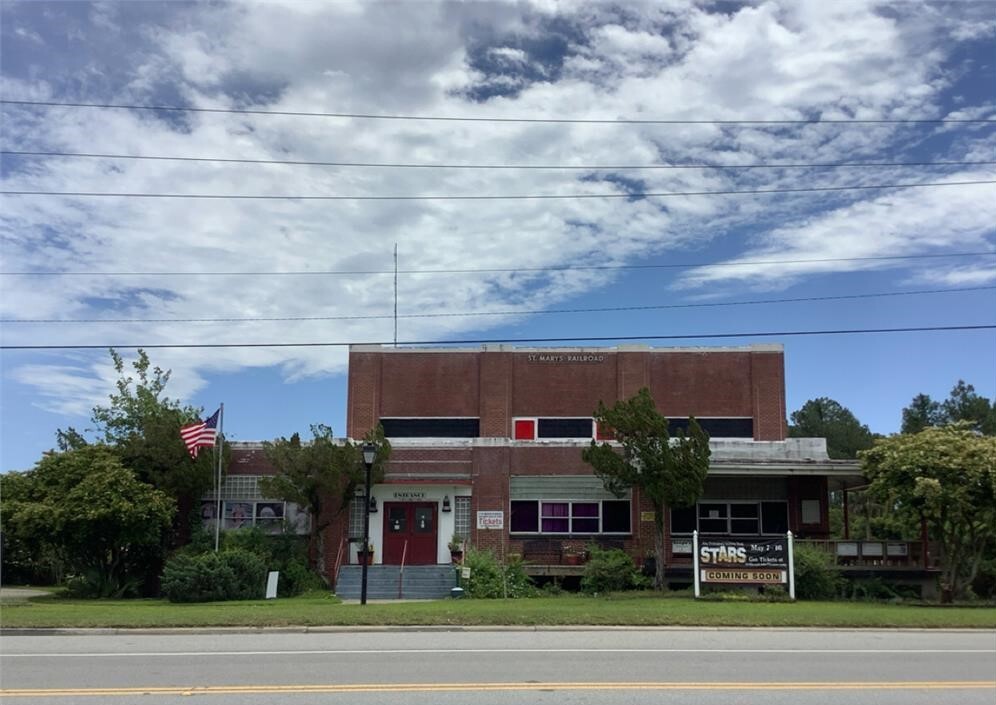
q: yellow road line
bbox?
[1,681,993,697]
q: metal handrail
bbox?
[397,540,408,599]
[332,536,347,589]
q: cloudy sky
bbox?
[1,0,994,470]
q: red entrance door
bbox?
[383,502,438,565]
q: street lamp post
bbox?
[360,442,377,606]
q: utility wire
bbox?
[1,325,993,350]
[3,251,993,277]
[2,179,993,201]
[3,150,992,171]
[3,286,991,325]
[3,99,994,125]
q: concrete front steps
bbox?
[335,564,457,600]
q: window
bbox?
[698,503,729,533]
[671,501,789,536]
[510,500,539,532]
[730,503,760,534]
[801,499,821,525]
[537,418,593,439]
[348,496,366,539]
[379,417,480,438]
[761,502,788,534]
[670,505,696,535]
[602,500,631,533]
[509,499,631,535]
[512,417,597,440]
[454,496,471,539]
[202,475,308,535]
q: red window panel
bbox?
[595,422,614,441]
[514,419,536,440]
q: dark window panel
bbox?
[510,501,539,532]
[731,504,759,518]
[761,502,789,534]
[603,501,631,533]
[537,418,594,438]
[731,519,760,534]
[572,518,599,533]
[380,418,480,438]
[670,505,696,534]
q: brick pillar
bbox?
[471,445,510,555]
[617,350,650,401]
[750,351,787,440]
[347,351,381,439]
[479,351,512,438]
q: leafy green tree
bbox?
[3,446,175,596]
[58,349,221,544]
[901,393,945,434]
[260,425,390,582]
[942,380,996,435]
[900,381,996,436]
[582,388,711,590]
[788,397,874,459]
[861,425,996,601]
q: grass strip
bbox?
[2,591,994,629]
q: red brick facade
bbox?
[348,345,787,441]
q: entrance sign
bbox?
[477,511,504,530]
[693,531,795,599]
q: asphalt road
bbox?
[1,628,993,704]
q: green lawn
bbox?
[2,591,994,629]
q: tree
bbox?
[788,397,874,459]
[942,381,996,435]
[901,393,944,434]
[58,349,221,544]
[900,381,996,436]
[260,424,390,582]
[582,388,711,590]
[861,425,996,601]
[2,446,175,596]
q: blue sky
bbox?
[1,0,994,471]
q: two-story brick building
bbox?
[334,343,865,585]
[216,342,941,593]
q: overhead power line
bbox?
[3,251,992,277]
[2,179,993,201]
[1,324,993,350]
[3,286,991,325]
[3,99,994,125]
[3,150,992,172]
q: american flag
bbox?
[180,408,220,459]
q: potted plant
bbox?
[448,534,464,563]
[563,546,582,565]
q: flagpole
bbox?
[213,403,225,552]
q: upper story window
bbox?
[513,417,611,441]
[380,417,480,438]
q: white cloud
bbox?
[2,0,993,415]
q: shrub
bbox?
[581,546,643,594]
[464,547,535,598]
[161,549,267,603]
[792,544,843,600]
[170,527,322,598]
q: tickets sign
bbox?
[477,511,504,530]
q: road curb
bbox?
[3,625,992,636]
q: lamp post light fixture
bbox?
[360,442,377,606]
